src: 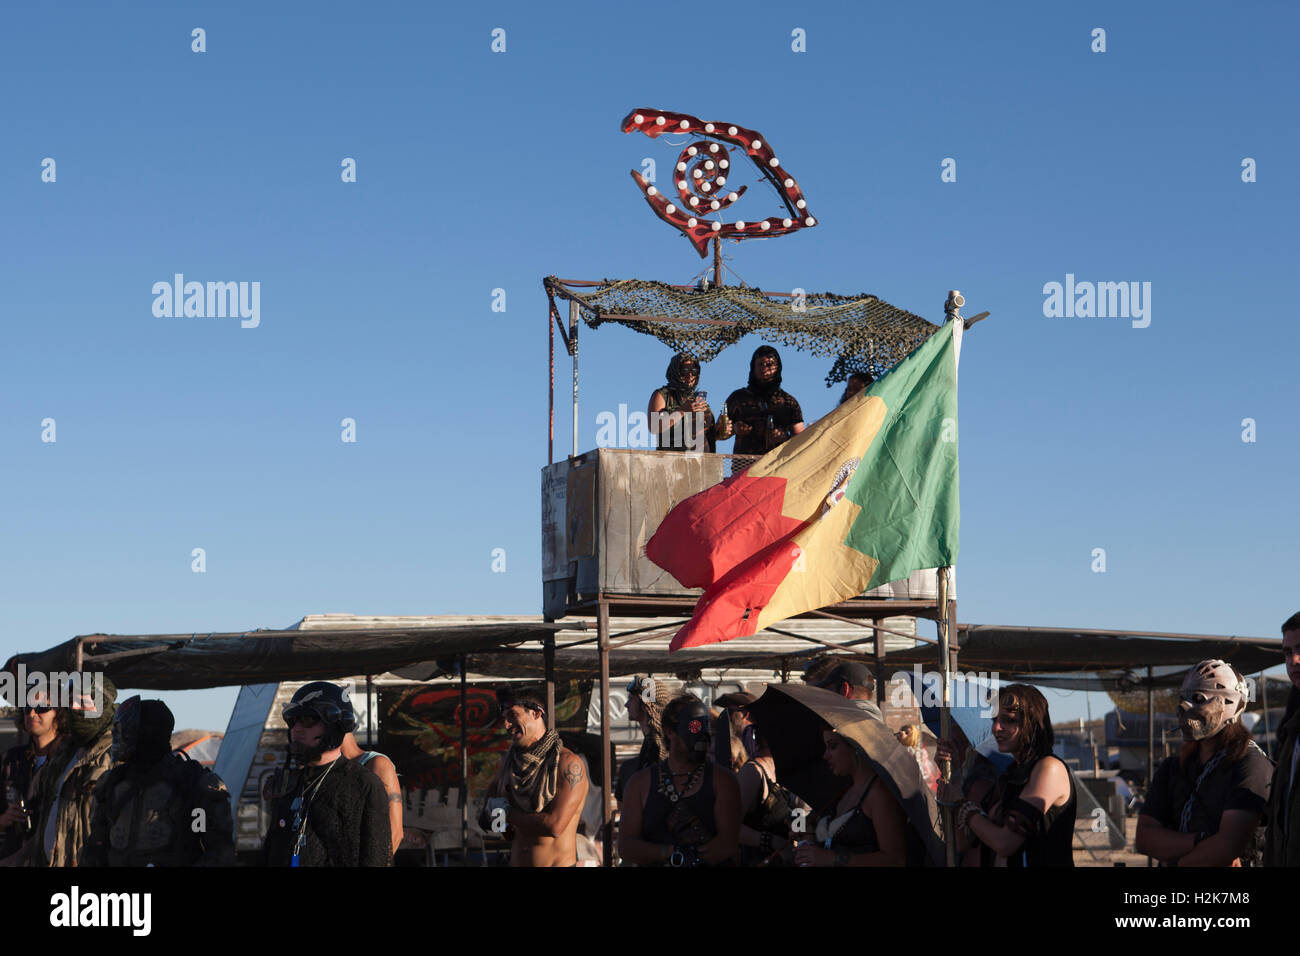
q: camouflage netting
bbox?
[545,277,940,385]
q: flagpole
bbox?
[937,566,956,867]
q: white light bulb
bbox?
[701,182,711,192]
[805,217,816,226]
[687,146,697,156]
[656,116,666,126]
[665,204,676,214]
[708,143,719,153]
[689,197,699,206]
[704,160,715,170]
[633,114,644,124]
[760,221,771,231]
[727,126,738,135]
[679,120,689,129]
[727,191,738,201]
[646,186,658,196]
[752,139,762,149]
[687,217,698,227]
[796,199,806,209]
[720,159,729,169]
[735,220,746,229]
[677,181,687,190]
[783,218,793,227]
[710,200,720,209]
[704,123,715,133]
[711,221,721,231]
[677,162,687,172]
[769,157,779,167]
[717,177,727,186]
[783,178,794,188]
[693,169,703,179]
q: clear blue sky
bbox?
[2,2,1296,731]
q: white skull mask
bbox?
[1178,659,1247,741]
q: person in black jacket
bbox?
[262,682,390,867]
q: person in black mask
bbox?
[647,353,723,453]
[618,695,739,866]
[262,681,390,867]
[81,697,235,866]
[24,672,118,866]
[723,345,805,457]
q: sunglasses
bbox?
[283,701,342,726]
[21,706,54,716]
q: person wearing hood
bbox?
[82,697,235,866]
[648,353,724,453]
[722,345,804,456]
[24,672,118,866]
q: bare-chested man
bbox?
[483,697,587,867]
[341,732,404,859]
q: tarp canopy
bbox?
[3,623,578,691]
[546,276,938,384]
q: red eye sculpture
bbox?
[622,108,817,258]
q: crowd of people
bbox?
[3,609,1298,867]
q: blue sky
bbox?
[2,1,1296,731]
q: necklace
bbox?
[659,759,704,804]
[289,758,337,865]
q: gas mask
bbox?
[675,699,712,763]
[67,672,118,747]
[1177,659,1248,741]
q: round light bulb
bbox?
[656,116,666,126]
[646,186,658,196]
[735,220,746,229]
[727,191,738,201]
[700,182,711,192]
[796,199,806,209]
[687,217,698,227]
[633,114,644,124]
[717,177,726,186]
[704,160,715,170]
[805,216,816,226]
[689,197,699,206]
[665,204,676,214]
[720,159,729,169]
[752,139,762,149]
[710,200,720,209]
[711,221,721,231]
[782,218,793,227]
[728,126,738,135]
[760,221,771,231]
[677,162,687,172]
[769,157,779,167]
[678,120,689,129]
[708,143,719,153]
[687,146,697,156]
[704,123,715,133]
[783,178,794,188]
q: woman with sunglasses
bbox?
[0,697,65,862]
[938,684,1076,867]
[648,353,724,453]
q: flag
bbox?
[646,320,961,651]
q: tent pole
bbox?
[544,635,556,730]
[548,295,554,465]
[872,618,884,707]
[598,599,613,866]
[365,674,375,746]
[460,655,469,864]
[1146,665,1154,867]
[937,568,956,867]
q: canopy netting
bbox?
[545,276,940,385]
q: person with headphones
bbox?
[618,695,740,866]
[261,682,391,867]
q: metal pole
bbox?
[549,298,555,465]
[712,236,722,287]
[544,635,556,731]
[570,301,580,458]
[937,568,956,867]
[366,674,375,746]
[460,655,469,863]
[1146,665,1154,867]
[1260,672,1272,758]
[598,599,613,866]
[872,619,885,707]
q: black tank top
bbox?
[984,754,1077,867]
[642,761,718,854]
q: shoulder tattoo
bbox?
[563,759,585,787]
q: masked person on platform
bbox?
[939,684,1076,867]
[0,691,65,862]
[262,682,391,867]
[648,353,723,453]
[341,732,403,859]
[24,673,118,867]
[480,695,588,867]
[616,676,676,804]
[619,695,740,867]
[1137,660,1272,867]
[1264,612,1300,866]
[82,697,235,866]
[723,345,804,457]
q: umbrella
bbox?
[747,683,946,866]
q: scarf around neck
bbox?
[505,729,562,813]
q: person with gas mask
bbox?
[618,695,740,867]
[261,681,391,867]
[23,672,118,866]
[81,697,235,867]
[1136,660,1272,867]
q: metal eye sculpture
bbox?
[622,108,818,258]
